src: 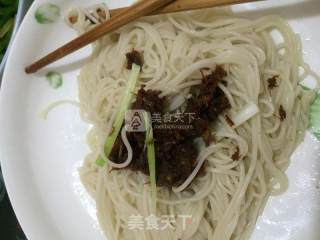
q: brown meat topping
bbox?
[224,115,234,127]
[96,8,107,20]
[126,50,144,69]
[69,15,78,24]
[203,130,215,146]
[279,105,286,121]
[268,76,279,90]
[232,147,240,161]
[109,66,230,188]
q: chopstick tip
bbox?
[25,65,36,74]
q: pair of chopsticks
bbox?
[25,0,261,74]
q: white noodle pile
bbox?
[67,6,318,240]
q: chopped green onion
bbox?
[299,83,311,91]
[96,63,141,166]
[144,111,157,212]
[35,3,61,24]
[301,85,311,91]
[96,157,106,167]
[46,71,63,89]
[309,93,320,140]
[232,102,259,127]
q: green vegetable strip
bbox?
[310,93,320,140]
[144,112,157,212]
[0,0,17,61]
[299,83,311,91]
[0,0,18,6]
[96,63,141,166]
[0,6,16,16]
[0,18,13,38]
[0,28,12,53]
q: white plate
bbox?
[1,0,320,239]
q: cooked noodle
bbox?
[67,6,318,240]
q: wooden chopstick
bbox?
[25,0,175,74]
[111,0,262,16]
[26,0,262,74]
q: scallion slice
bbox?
[144,112,157,212]
[310,93,320,139]
[96,63,141,166]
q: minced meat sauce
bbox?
[109,64,231,187]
